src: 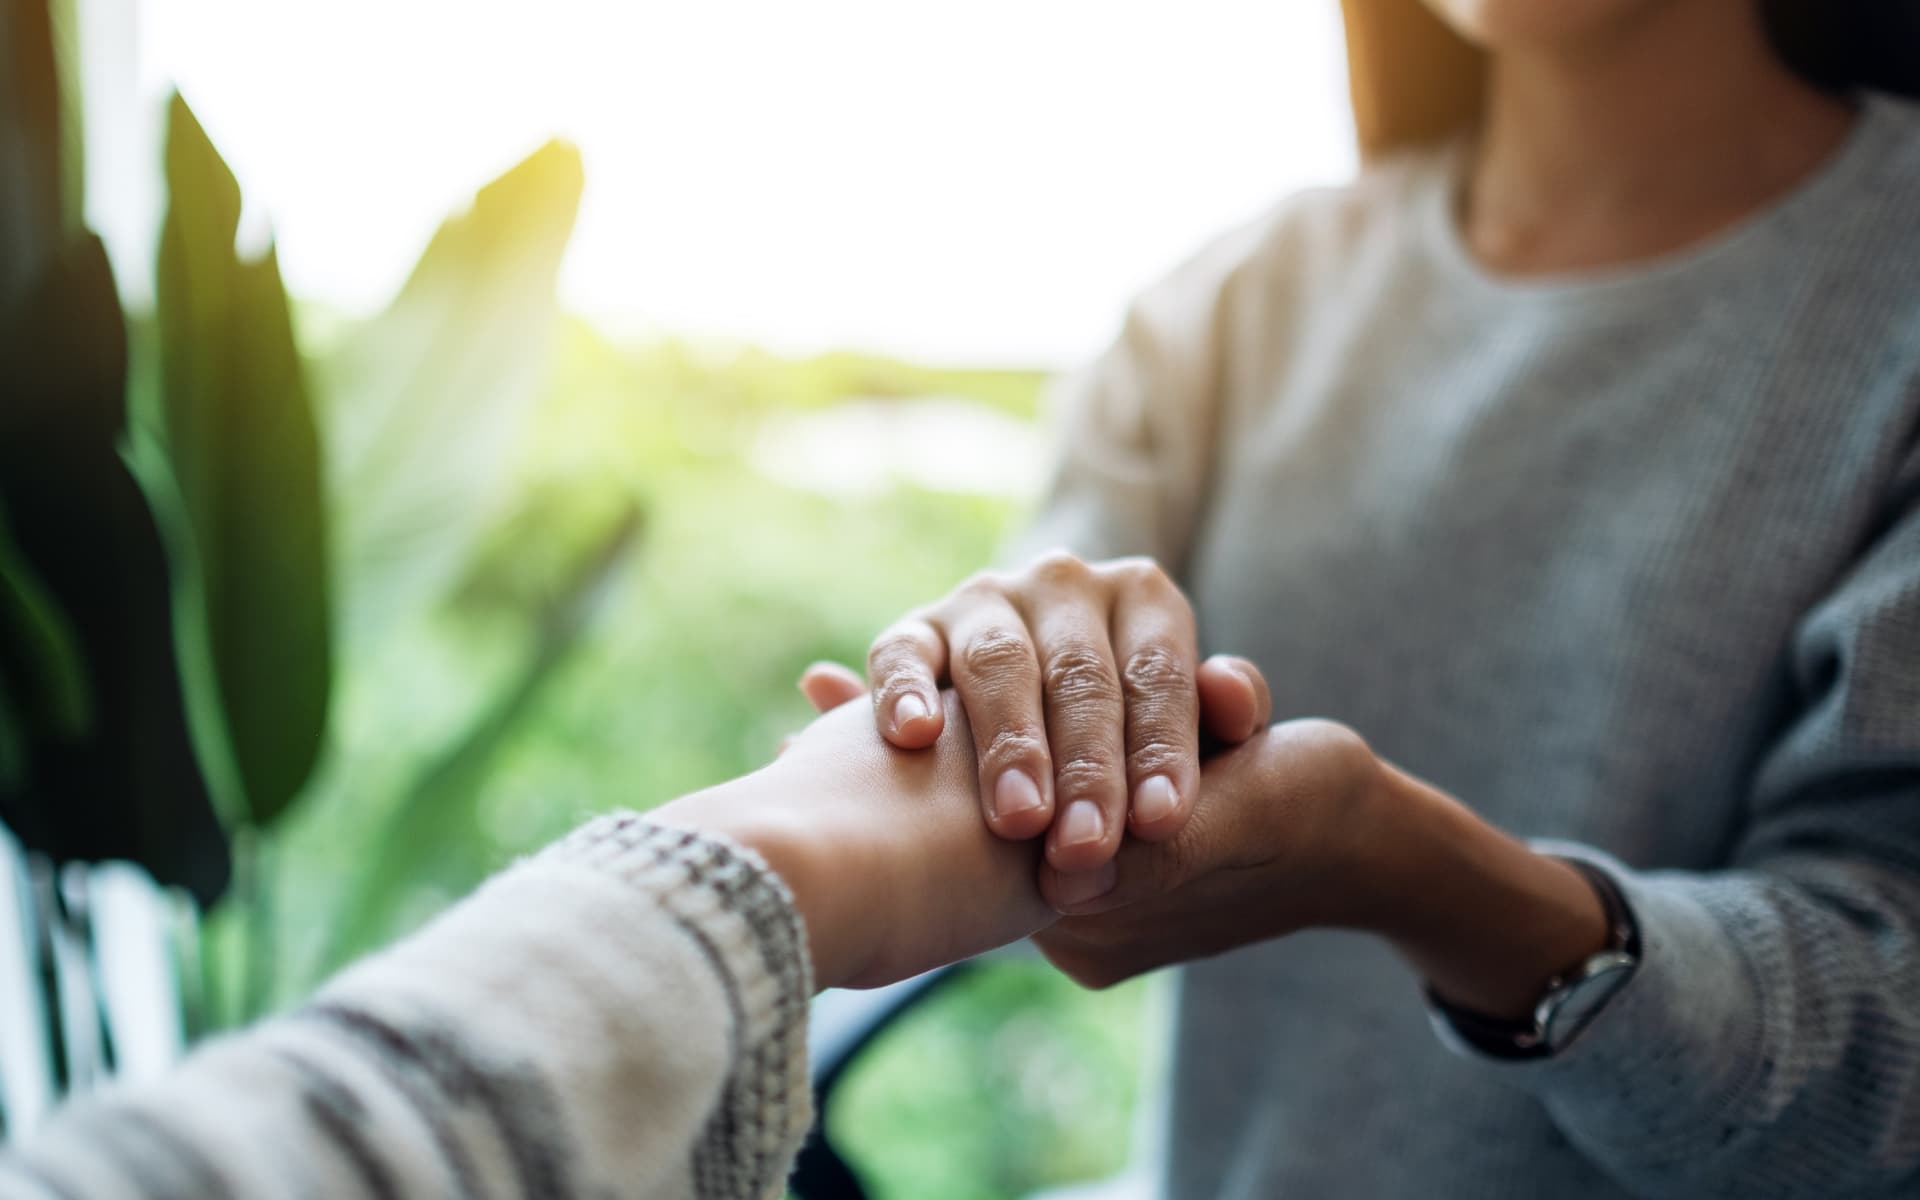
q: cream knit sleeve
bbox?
[0,815,814,1200]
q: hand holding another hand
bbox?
[794,550,1609,1014]
[1034,718,1393,987]
[842,553,1270,874]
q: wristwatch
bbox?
[1425,857,1641,1060]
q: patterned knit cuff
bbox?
[540,812,816,1199]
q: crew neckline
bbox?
[1417,92,1902,305]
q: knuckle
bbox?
[1121,644,1191,699]
[1044,644,1121,706]
[1028,549,1091,586]
[866,629,919,671]
[1107,554,1164,586]
[957,627,1035,682]
[953,570,1011,604]
[983,727,1047,769]
[867,645,932,697]
[1126,738,1187,779]
[1289,717,1372,761]
[1109,555,1182,601]
[1054,755,1121,805]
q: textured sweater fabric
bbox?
[0,816,814,1200]
[1017,93,1920,1198]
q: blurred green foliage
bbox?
[832,962,1157,1200]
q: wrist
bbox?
[1358,764,1611,1019]
[652,769,875,991]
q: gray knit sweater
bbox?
[0,816,815,1200]
[1017,92,1920,1198]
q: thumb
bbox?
[799,660,868,713]
[1197,654,1272,745]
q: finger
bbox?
[1197,654,1272,744]
[799,661,867,713]
[1031,923,1133,990]
[1022,574,1128,872]
[940,593,1053,840]
[1038,777,1216,917]
[1039,719,1283,916]
[866,617,948,747]
[1108,566,1200,842]
[1038,860,1121,915]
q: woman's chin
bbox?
[1418,0,1673,53]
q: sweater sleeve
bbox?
[1462,440,1920,1199]
[0,815,815,1200]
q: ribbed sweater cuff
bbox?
[1439,841,1764,1180]
[539,812,816,1198]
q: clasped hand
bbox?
[790,552,1408,991]
[663,552,1601,1009]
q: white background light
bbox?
[123,0,1355,367]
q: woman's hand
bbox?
[815,552,1270,876]
[1033,719,1611,1020]
[1031,717,1380,973]
[652,693,1057,991]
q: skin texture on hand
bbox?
[840,552,1272,890]
[804,651,1271,914]
[1034,721,1609,1018]
[797,648,1606,1018]
[652,693,1057,991]
[1032,719,1389,986]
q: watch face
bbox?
[1541,954,1637,1050]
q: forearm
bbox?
[0,815,814,1200]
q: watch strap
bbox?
[1425,857,1640,1060]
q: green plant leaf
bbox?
[0,233,230,903]
[156,93,332,830]
[46,0,85,238]
[315,139,584,657]
[316,501,641,974]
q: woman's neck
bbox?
[1462,3,1856,276]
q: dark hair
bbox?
[1760,1,1920,98]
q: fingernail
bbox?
[1133,775,1178,824]
[992,770,1044,820]
[1054,863,1118,911]
[1056,799,1105,848]
[893,693,930,732]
